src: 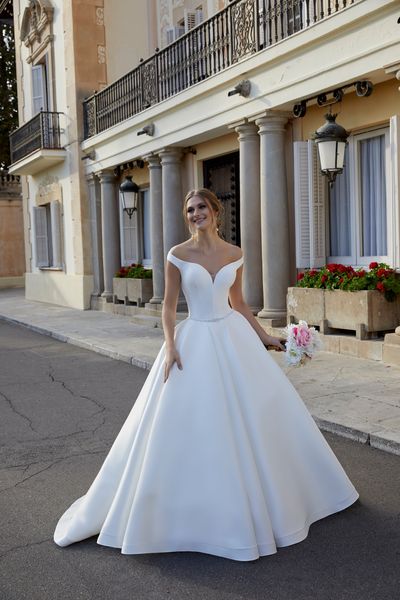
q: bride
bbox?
[54,188,358,561]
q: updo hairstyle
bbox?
[183,188,224,235]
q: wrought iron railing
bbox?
[83,0,358,139]
[9,111,63,164]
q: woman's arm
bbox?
[162,260,183,381]
[229,266,285,351]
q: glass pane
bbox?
[360,135,387,256]
[142,190,151,262]
[329,145,351,256]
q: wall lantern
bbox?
[119,176,139,219]
[313,113,349,187]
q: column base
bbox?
[149,296,164,305]
[101,291,114,303]
[249,305,263,315]
[257,308,287,327]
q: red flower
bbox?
[338,264,347,273]
[339,277,344,284]
[357,270,366,277]
[309,270,317,277]
[326,263,337,272]
[321,274,328,283]
[376,282,385,292]
[297,272,304,281]
[377,268,386,278]
[369,262,378,269]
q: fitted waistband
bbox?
[189,310,234,323]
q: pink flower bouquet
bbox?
[283,321,321,367]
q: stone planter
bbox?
[126,278,153,306]
[113,277,127,303]
[287,287,325,328]
[324,289,400,339]
[287,287,400,340]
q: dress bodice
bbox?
[167,250,243,321]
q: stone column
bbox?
[144,153,164,304]
[233,121,263,313]
[99,170,120,301]
[255,113,290,323]
[87,173,104,296]
[159,148,185,258]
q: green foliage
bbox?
[0,21,18,168]
[296,262,400,302]
[115,264,153,279]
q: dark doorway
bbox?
[203,152,240,246]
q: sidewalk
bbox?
[1,288,400,456]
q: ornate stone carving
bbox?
[95,6,104,26]
[21,0,54,63]
[97,45,106,64]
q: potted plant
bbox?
[288,262,400,339]
[113,263,153,306]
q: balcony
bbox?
[8,111,67,176]
[83,0,359,140]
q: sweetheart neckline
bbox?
[169,253,243,283]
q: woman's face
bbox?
[186,195,216,233]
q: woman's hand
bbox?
[164,346,183,382]
[263,335,286,352]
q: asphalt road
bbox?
[0,320,399,600]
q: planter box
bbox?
[287,287,400,340]
[113,278,127,303]
[287,287,325,327]
[325,289,400,339]
[127,278,153,306]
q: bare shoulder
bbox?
[222,242,243,261]
[169,241,195,261]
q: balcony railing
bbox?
[9,111,63,164]
[83,0,358,139]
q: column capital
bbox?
[143,153,161,169]
[159,147,184,165]
[85,172,98,186]
[97,170,116,184]
[234,122,259,141]
[251,110,291,133]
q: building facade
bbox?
[9,0,400,322]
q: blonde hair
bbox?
[183,188,224,235]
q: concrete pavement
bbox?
[0,288,399,456]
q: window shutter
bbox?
[390,115,400,269]
[195,9,203,26]
[309,140,327,268]
[33,206,49,267]
[293,141,310,268]
[184,11,196,32]
[120,199,139,265]
[32,64,47,115]
[50,200,63,268]
[166,26,185,44]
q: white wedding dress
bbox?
[54,251,358,561]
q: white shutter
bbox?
[195,9,203,26]
[119,198,139,266]
[309,140,327,267]
[32,64,47,115]
[166,26,185,45]
[294,141,310,268]
[390,115,400,269]
[33,206,49,268]
[50,200,63,268]
[184,11,196,32]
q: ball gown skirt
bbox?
[54,251,358,561]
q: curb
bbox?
[1,313,399,457]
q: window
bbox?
[294,127,392,269]
[119,189,151,267]
[32,61,48,115]
[33,201,63,269]
[328,128,390,266]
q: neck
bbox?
[191,228,220,251]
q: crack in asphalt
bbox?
[0,389,38,434]
[0,449,106,493]
[0,537,53,560]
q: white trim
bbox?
[390,115,400,269]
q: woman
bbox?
[54,188,358,561]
